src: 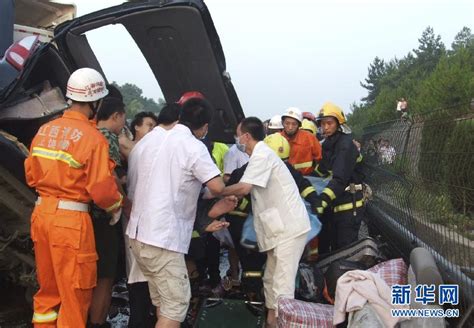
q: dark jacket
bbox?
[314,132,364,208]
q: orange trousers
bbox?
[31,197,98,327]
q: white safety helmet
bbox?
[282,107,303,124]
[66,68,109,102]
[268,115,284,130]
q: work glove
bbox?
[311,194,331,215]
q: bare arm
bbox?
[205,176,226,196]
[118,133,135,159]
[221,182,253,198]
[207,196,238,218]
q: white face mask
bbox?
[234,135,246,153]
[200,130,208,140]
[194,125,208,140]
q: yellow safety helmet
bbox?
[316,102,346,126]
[300,119,317,135]
[264,133,290,160]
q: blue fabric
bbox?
[240,177,329,249]
[241,204,322,249]
[305,176,330,194]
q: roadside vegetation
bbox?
[351,26,474,241]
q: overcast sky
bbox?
[76,0,473,119]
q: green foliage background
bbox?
[351,26,474,238]
[111,82,165,119]
[348,26,474,136]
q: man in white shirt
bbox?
[221,117,310,327]
[126,98,228,327]
[223,144,249,182]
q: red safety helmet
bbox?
[176,91,205,106]
[302,111,316,121]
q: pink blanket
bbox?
[333,270,407,327]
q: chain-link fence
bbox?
[359,101,474,327]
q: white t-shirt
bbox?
[224,144,249,175]
[240,141,310,251]
[126,124,221,254]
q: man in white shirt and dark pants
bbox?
[221,117,310,327]
[126,98,229,328]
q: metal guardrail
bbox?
[359,101,474,327]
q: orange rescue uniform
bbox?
[281,129,322,175]
[24,110,123,327]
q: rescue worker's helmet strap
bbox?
[90,98,104,119]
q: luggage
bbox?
[367,258,408,286]
[348,303,385,328]
[277,297,334,328]
[295,262,326,303]
[324,260,368,301]
[316,237,386,274]
[194,298,265,328]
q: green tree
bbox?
[413,26,446,75]
[349,25,472,132]
[451,26,474,52]
[360,56,386,105]
[111,82,165,119]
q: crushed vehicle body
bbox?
[0,0,243,317]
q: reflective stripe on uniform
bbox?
[314,164,325,177]
[322,187,336,201]
[105,194,123,213]
[32,311,58,323]
[293,161,313,170]
[301,186,316,198]
[32,147,83,169]
[36,197,89,212]
[309,248,318,256]
[229,210,248,217]
[356,154,363,163]
[333,200,364,213]
[242,271,263,278]
[192,230,200,238]
[238,197,249,211]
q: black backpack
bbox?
[324,260,367,302]
[295,262,326,303]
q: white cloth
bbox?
[240,141,310,251]
[126,124,221,254]
[396,101,402,111]
[223,144,249,175]
[379,145,396,164]
[263,232,308,310]
[333,270,407,328]
[122,214,146,283]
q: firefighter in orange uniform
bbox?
[281,107,322,175]
[24,68,123,327]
